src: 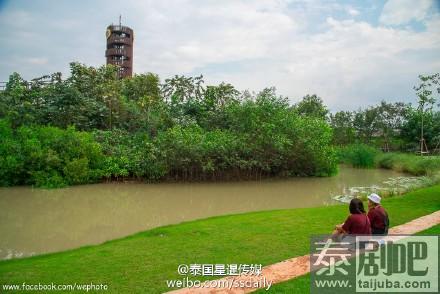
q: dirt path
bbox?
[167,210,440,294]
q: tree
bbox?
[294,94,329,120]
[161,75,204,104]
[353,107,380,144]
[0,72,32,127]
[401,108,440,151]
[375,101,409,151]
[330,111,355,145]
[203,82,239,111]
[414,73,439,155]
[0,62,347,185]
[122,73,160,103]
[198,82,239,130]
[160,75,205,126]
[122,73,167,134]
[68,62,124,130]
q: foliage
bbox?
[412,73,440,153]
[0,119,104,187]
[329,100,437,151]
[0,66,339,186]
[93,129,166,181]
[332,74,439,152]
[1,63,438,187]
[330,111,355,145]
[94,99,338,181]
[294,94,328,120]
[375,152,440,176]
[400,109,440,151]
[338,143,379,168]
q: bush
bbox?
[0,85,339,186]
[93,129,164,180]
[376,153,440,176]
[0,119,105,188]
[94,113,338,182]
[338,144,378,168]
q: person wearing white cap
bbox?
[367,193,389,235]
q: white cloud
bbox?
[203,15,440,110]
[347,7,360,16]
[131,0,297,74]
[380,0,434,25]
[27,57,48,65]
[0,0,439,111]
[280,17,440,108]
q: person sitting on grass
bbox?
[332,198,371,241]
[367,193,389,235]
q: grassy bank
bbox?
[339,144,440,176]
[376,152,440,176]
[0,185,439,293]
[255,223,440,293]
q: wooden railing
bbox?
[108,25,133,35]
[105,48,132,57]
[108,35,132,45]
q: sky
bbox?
[0,0,439,111]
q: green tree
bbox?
[414,73,439,154]
[161,75,205,126]
[330,111,355,145]
[353,107,380,144]
[122,73,160,102]
[0,72,33,126]
[199,82,240,130]
[375,101,409,151]
[68,62,124,130]
[122,73,167,134]
[294,94,329,120]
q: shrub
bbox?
[93,129,162,180]
[0,119,105,188]
[376,152,440,176]
[0,87,339,186]
[339,144,378,168]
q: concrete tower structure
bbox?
[105,17,133,78]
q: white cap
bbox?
[368,193,381,204]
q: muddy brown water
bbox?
[0,166,405,259]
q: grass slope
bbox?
[0,186,439,293]
[375,153,440,176]
[257,224,440,293]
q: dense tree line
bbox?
[1,63,437,187]
[329,101,440,151]
[287,74,440,152]
[329,74,440,152]
[0,63,337,187]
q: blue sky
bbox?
[0,0,439,111]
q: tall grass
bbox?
[337,144,379,168]
[338,143,440,176]
[375,153,440,176]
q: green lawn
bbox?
[0,185,439,293]
[257,224,440,293]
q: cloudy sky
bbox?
[0,0,439,110]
